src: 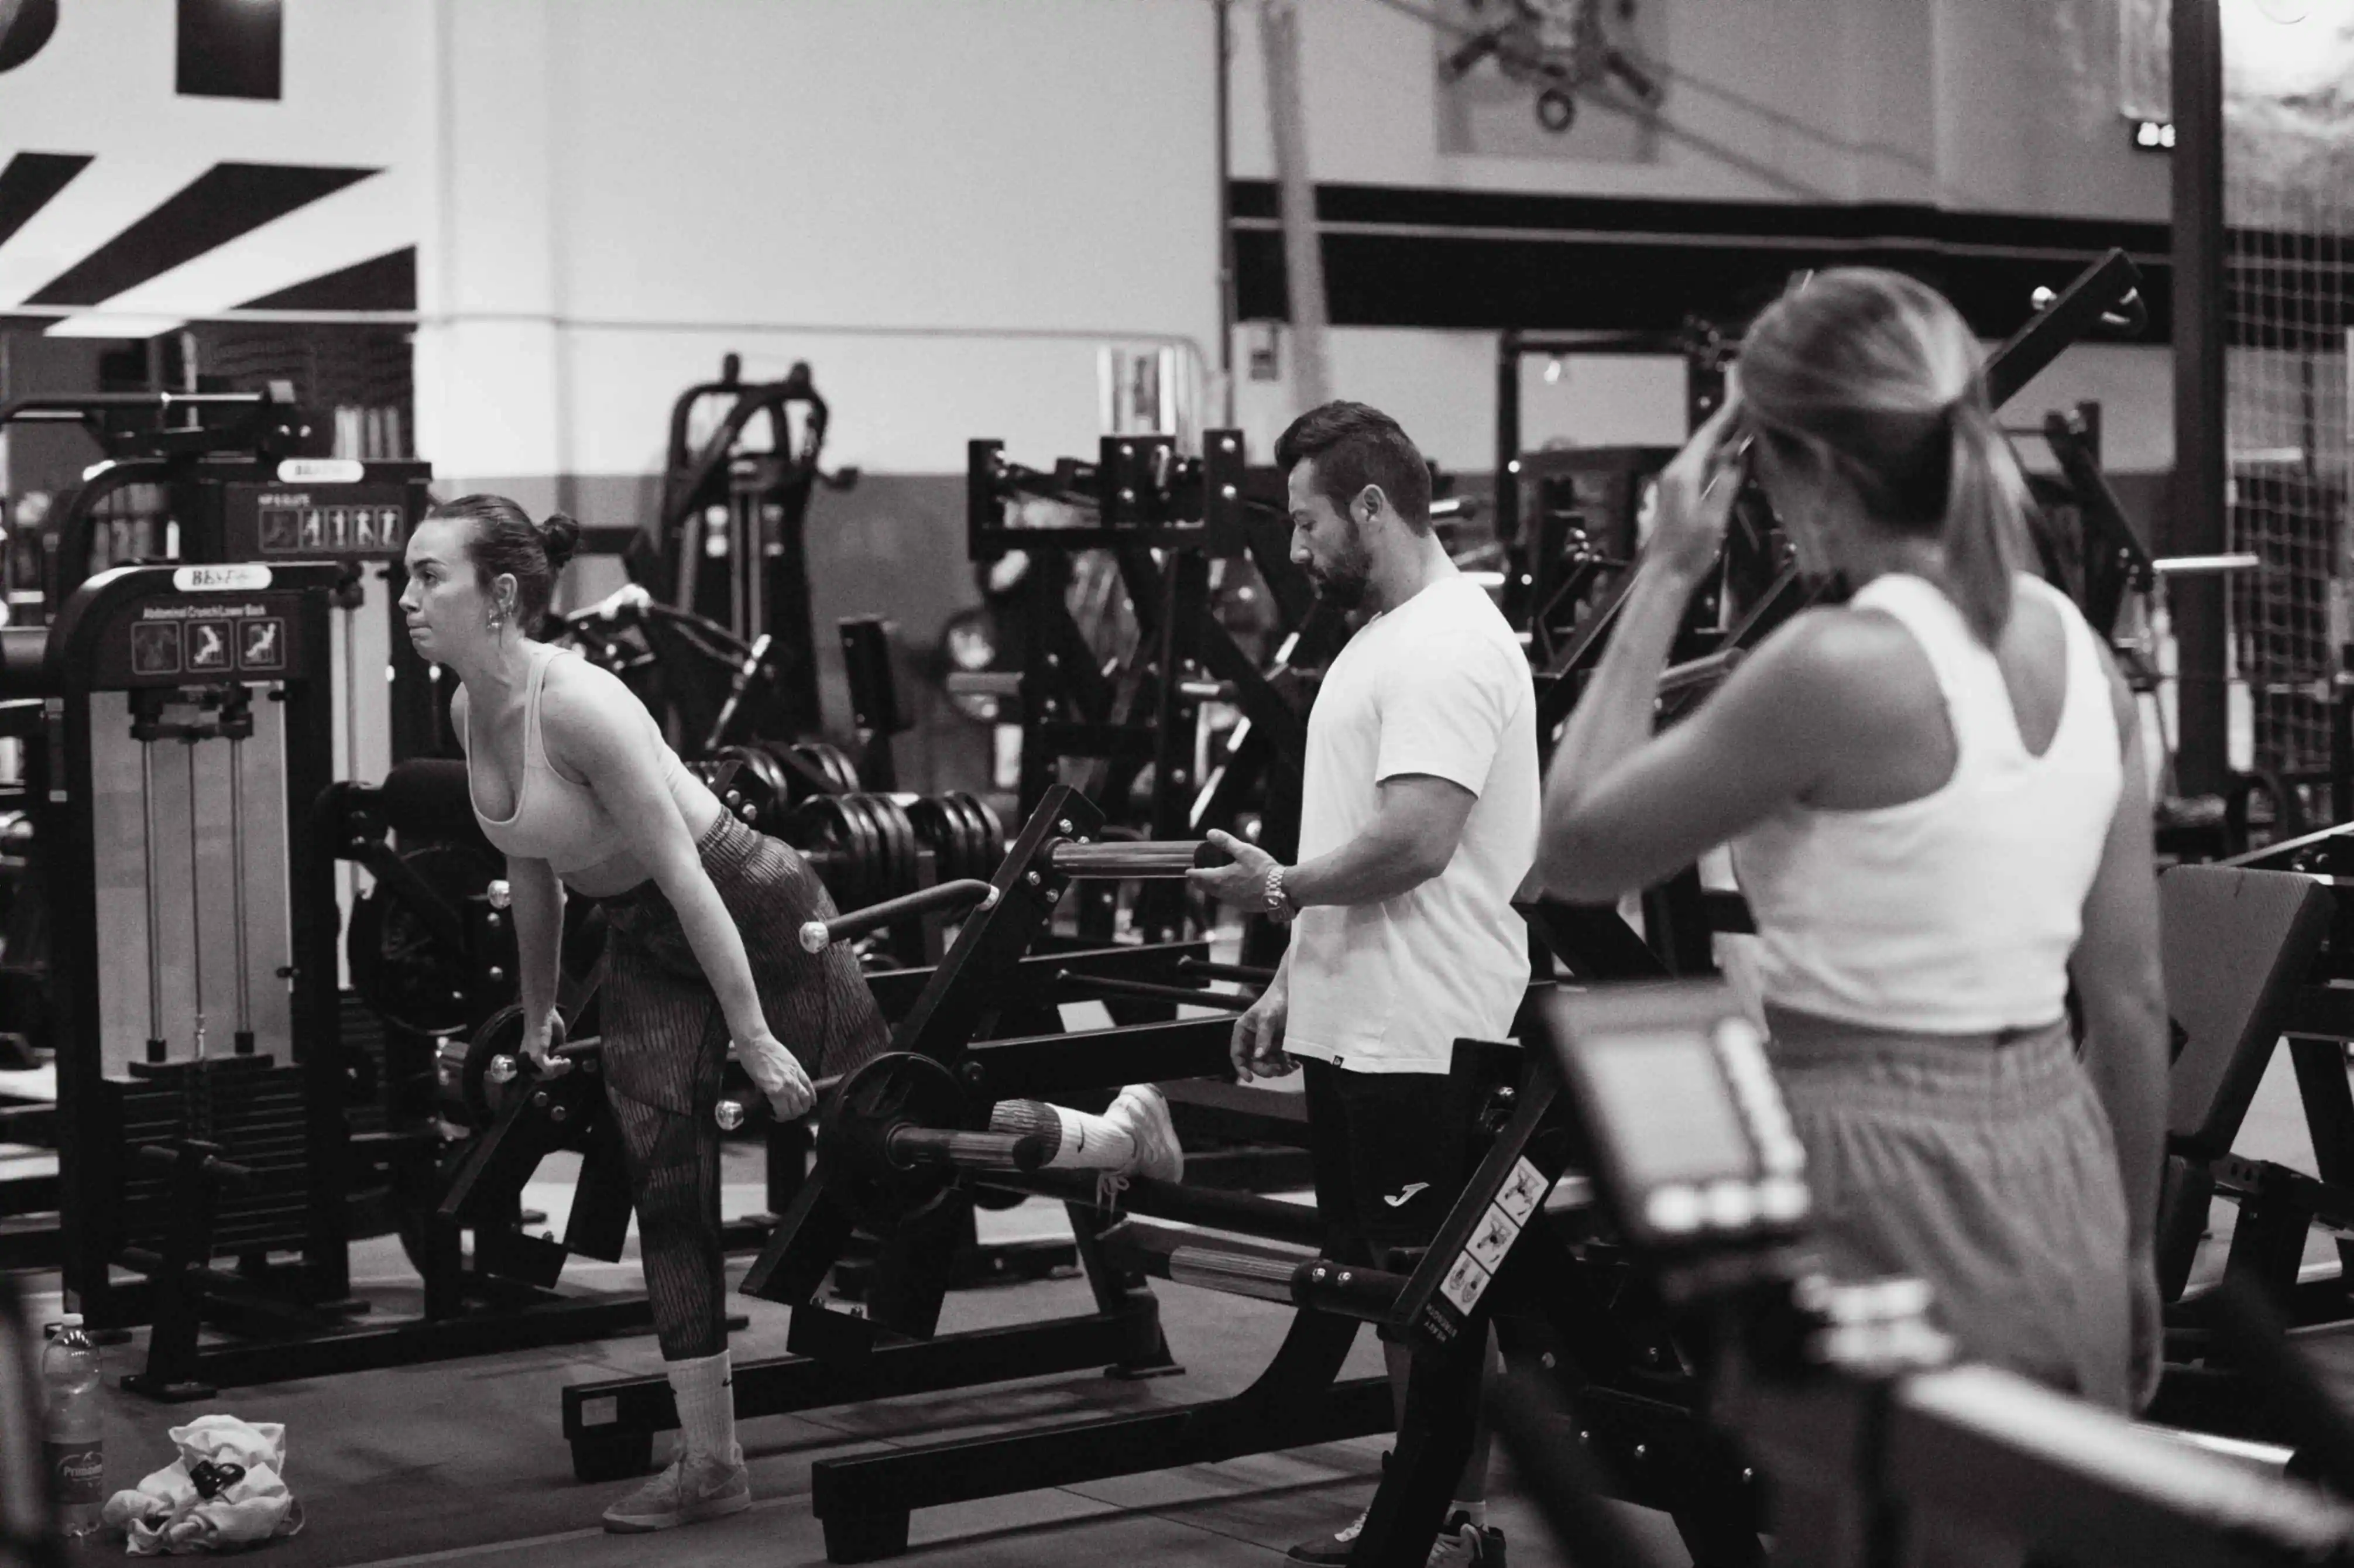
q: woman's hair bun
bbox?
[538,512,582,572]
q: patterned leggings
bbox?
[591,814,889,1360]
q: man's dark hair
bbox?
[1272,401,1433,533]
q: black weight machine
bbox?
[615,355,857,742]
[554,787,1306,1487]
[1490,977,2354,1568]
[961,430,1326,957]
[0,388,437,1088]
[0,561,713,1398]
[784,938,1773,1563]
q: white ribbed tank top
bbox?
[1729,572,2122,1034]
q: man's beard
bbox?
[1308,524,1373,609]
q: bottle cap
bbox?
[56,1312,81,1327]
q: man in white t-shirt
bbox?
[1192,402,1536,1568]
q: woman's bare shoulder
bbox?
[534,649,656,769]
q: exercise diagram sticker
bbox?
[1467,1205,1521,1274]
[188,620,232,671]
[130,622,181,676]
[1495,1158,1547,1224]
[1440,1251,1494,1315]
[240,618,285,671]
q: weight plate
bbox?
[962,793,1005,878]
[860,794,918,900]
[840,792,901,907]
[791,794,880,911]
[945,792,1003,884]
[715,744,789,828]
[347,841,503,1037]
[907,794,958,886]
[816,1052,960,1230]
[818,743,862,796]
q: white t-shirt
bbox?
[1284,573,1538,1074]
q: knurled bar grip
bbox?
[1165,1246,1302,1303]
[1044,839,1233,878]
[884,1126,1052,1173]
[799,877,998,953]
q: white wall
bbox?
[0,0,2177,489]
[1221,0,2174,472]
[0,0,430,327]
[1227,0,2168,216]
[416,0,1224,489]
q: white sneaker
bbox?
[1285,1502,1370,1563]
[600,1446,752,1533]
[1102,1083,1183,1183]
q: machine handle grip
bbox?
[884,1126,1052,1173]
[487,1035,603,1086]
[799,879,998,952]
[716,1069,847,1130]
[1044,839,1233,879]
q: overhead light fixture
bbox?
[2130,119,2175,150]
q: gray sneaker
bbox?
[600,1447,752,1533]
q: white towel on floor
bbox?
[102,1414,304,1555]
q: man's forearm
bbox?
[1285,822,1444,908]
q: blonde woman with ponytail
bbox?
[1538,269,2166,1410]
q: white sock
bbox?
[1044,1105,1137,1172]
[667,1349,739,1466]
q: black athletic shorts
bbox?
[1302,1058,1470,1265]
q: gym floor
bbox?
[6,1040,2334,1567]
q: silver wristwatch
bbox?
[1264,863,1297,918]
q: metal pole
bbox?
[1215,0,1236,426]
[228,712,253,1055]
[2171,0,2229,797]
[1260,0,1330,410]
[140,737,166,1063]
[185,740,207,1059]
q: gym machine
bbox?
[787,968,1765,1563]
[12,562,343,1377]
[0,561,695,1397]
[2137,851,2354,1442]
[1498,978,2354,1568]
[0,386,434,764]
[624,355,856,738]
[555,787,1306,1484]
[0,387,434,1026]
[962,430,1324,954]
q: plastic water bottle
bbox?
[42,1312,104,1536]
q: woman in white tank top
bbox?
[1536,270,2167,1412]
